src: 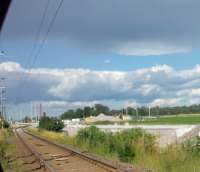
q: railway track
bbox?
[15,127,140,172]
[15,129,48,172]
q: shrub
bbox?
[3,121,10,128]
[39,116,64,132]
[0,120,10,129]
[76,126,156,162]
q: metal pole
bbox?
[0,78,6,120]
[149,106,151,118]
[0,87,2,118]
[135,107,138,120]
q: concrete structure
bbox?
[63,124,200,147]
[121,115,132,121]
[62,118,82,125]
[85,113,121,123]
[62,119,71,125]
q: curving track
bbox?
[15,128,139,172]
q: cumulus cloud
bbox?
[41,100,97,109]
[1,61,200,108]
[3,0,200,56]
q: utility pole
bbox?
[134,107,138,120]
[149,105,151,118]
[39,103,42,118]
[0,77,6,120]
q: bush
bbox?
[0,120,10,129]
[3,121,10,128]
[184,136,200,156]
[39,116,64,132]
[76,126,156,162]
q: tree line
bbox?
[60,104,200,119]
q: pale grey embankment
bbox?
[63,124,200,147]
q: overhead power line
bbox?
[13,0,51,105]
[25,0,51,68]
[30,0,64,67]
[14,0,64,115]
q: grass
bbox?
[92,114,200,125]
[27,127,75,146]
[0,129,22,172]
[131,115,200,125]
[27,127,200,172]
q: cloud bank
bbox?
[1,61,200,108]
[3,0,200,56]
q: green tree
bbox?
[127,107,136,116]
[76,108,84,118]
[39,116,64,132]
[94,104,109,115]
[23,116,32,123]
[83,106,93,117]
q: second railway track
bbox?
[15,127,139,172]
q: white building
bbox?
[121,115,132,121]
[85,113,121,123]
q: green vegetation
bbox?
[22,116,32,123]
[0,120,10,129]
[27,126,200,172]
[60,103,200,121]
[0,129,21,172]
[135,115,200,124]
[76,126,156,162]
[61,104,110,119]
[39,116,64,132]
[93,115,200,125]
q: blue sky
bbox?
[1,0,200,119]
[1,39,200,71]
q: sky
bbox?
[0,0,200,119]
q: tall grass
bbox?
[0,129,21,172]
[28,127,200,172]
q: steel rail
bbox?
[21,128,130,172]
[15,128,56,172]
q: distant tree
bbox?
[39,116,64,132]
[138,107,148,116]
[0,119,10,128]
[127,107,136,116]
[109,110,121,116]
[3,120,10,128]
[23,116,32,123]
[83,106,93,117]
[61,109,75,119]
[60,104,200,120]
[94,104,110,115]
[76,108,84,118]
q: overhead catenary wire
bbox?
[29,0,64,118]
[13,0,51,108]
[31,0,64,68]
[14,0,64,119]
[24,0,51,69]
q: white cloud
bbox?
[124,100,139,108]
[1,61,200,108]
[41,100,97,109]
[150,98,183,107]
[0,61,23,72]
[116,42,191,56]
